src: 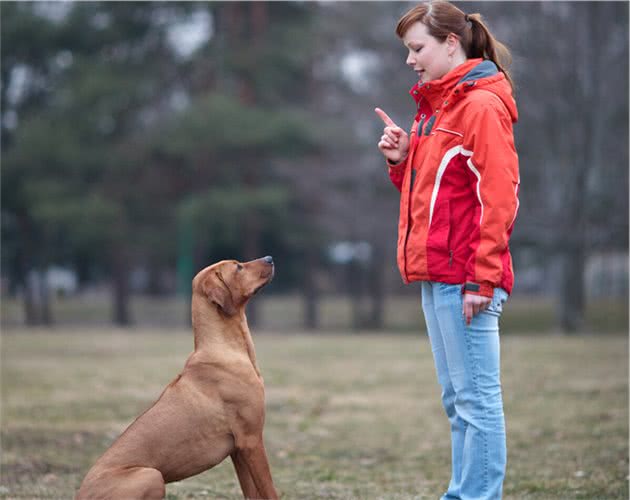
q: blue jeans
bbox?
[421,282,508,500]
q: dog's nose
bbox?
[263,256,273,264]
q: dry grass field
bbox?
[1,328,628,499]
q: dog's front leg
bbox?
[235,436,278,500]
[231,450,262,499]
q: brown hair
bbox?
[396,1,514,90]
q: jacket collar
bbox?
[458,59,498,84]
[409,58,493,110]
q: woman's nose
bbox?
[406,53,415,67]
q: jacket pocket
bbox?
[426,200,451,252]
[433,127,464,138]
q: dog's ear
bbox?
[202,272,237,316]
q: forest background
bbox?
[2,1,628,333]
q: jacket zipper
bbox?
[402,97,429,282]
[403,106,439,281]
[449,250,453,268]
[402,122,419,282]
[403,167,416,281]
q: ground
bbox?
[1,329,628,499]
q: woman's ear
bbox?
[446,33,461,55]
[202,272,237,316]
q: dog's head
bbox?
[193,257,274,316]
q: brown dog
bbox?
[76,257,278,500]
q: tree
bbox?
[2,2,193,325]
[509,2,629,332]
[150,2,325,327]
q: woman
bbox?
[375,2,519,499]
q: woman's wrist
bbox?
[387,154,407,167]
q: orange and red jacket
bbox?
[388,58,520,298]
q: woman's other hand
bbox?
[375,107,409,164]
[462,293,492,325]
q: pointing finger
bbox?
[375,107,396,127]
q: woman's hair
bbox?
[396,1,514,90]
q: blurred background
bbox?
[1,1,628,334]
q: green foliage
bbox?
[0,3,58,66]
[152,93,317,160]
[1,1,324,298]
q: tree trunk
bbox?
[146,262,163,296]
[39,268,53,326]
[111,249,132,326]
[349,260,365,331]
[18,216,40,326]
[302,248,319,330]
[366,243,385,330]
[556,3,607,334]
[21,268,53,326]
[23,271,39,326]
[558,247,586,333]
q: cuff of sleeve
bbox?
[462,281,494,298]
[387,155,407,169]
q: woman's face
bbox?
[402,22,453,83]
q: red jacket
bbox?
[388,58,519,297]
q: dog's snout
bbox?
[263,256,273,265]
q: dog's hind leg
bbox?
[77,466,165,500]
[120,467,165,499]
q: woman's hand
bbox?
[375,107,409,164]
[462,293,492,325]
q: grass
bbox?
[1,329,628,499]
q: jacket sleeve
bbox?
[461,96,520,297]
[387,155,408,192]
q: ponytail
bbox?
[466,13,514,90]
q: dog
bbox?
[76,257,278,499]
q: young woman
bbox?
[375,2,519,499]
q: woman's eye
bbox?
[237,264,243,271]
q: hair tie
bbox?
[464,14,470,22]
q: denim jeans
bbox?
[421,281,508,500]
